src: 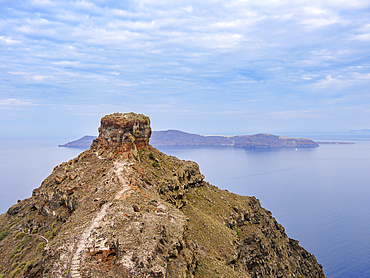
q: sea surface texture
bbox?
[0,137,369,277]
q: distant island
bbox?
[59,135,97,148]
[59,130,320,149]
[348,129,370,133]
[151,130,319,148]
[316,141,355,145]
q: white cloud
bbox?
[0,36,21,44]
[0,99,37,108]
[52,61,81,67]
[107,20,157,30]
[301,18,341,27]
[1,0,370,133]
[355,33,370,41]
[33,75,47,82]
[354,73,370,79]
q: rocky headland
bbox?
[59,136,98,148]
[0,112,324,278]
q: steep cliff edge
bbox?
[0,113,324,278]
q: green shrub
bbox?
[11,262,18,270]
[0,274,4,278]
[0,230,8,241]
[9,267,21,278]
[13,216,22,224]
[21,236,31,245]
[149,152,155,160]
[24,260,35,270]
[14,232,24,240]
[36,242,45,251]
[152,161,160,168]
[11,248,22,258]
[12,252,21,260]
[44,231,53,240]
[52,227,59,236]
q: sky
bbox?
[1,0,370,137]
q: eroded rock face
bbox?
[94,112,151,152]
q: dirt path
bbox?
[70,160,132,278]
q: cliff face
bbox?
[96,112,151,152]
[0,113,324,278]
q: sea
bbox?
[1,135,370,278]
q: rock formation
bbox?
[94,112,151,152]
[0,112,325,278]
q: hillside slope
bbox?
[0,113,324,278]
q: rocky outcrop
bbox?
[0,112,324,278]
[95,112,151,151]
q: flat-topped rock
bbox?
[93,112,151,152]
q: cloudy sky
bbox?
[1,0,370,137]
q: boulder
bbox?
[55,173,66,184]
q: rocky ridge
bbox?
[0,112,324,278]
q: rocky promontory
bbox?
[0,112,324,278]
[59,136,97,148]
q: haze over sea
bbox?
[1,134,370,278]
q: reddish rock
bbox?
[133,205,141,212]
[92,112,151,153]
[66,185,79,195]
[55,173,66,184]
[107,153,114,160]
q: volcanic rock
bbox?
[0,112,324,278]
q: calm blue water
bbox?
[0,138,83,213]
[0,138,369,278]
